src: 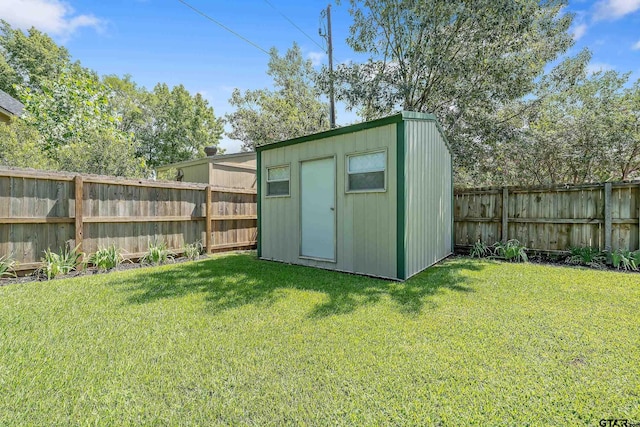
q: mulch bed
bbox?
[453,250,640,273]
[0,254,211,287]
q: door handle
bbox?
[330,207,335,211]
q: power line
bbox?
[177,0,270,55]
[262,0,326,51]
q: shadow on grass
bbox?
[117,254,485,317]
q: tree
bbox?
[615,80,640,180]
[226,43,329,151]
[0,119,53,169]
[504,70,640,185]
[19,65,145,177]
[0,21,223,175]
[133,83,224,168]
[0,20,71,98]
[319,0,576,180]
[102,74,147,134]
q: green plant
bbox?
[183,241,204,261]
[610,249,639,271]
[89,245,123,271]
[493,239,528,262]
[141,240,174,265]
[566,247,607,269]
[470,240,492,258]
[0,255,17,278]
[39,245,84,280]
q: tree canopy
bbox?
[226,43,329,151]
[0,20,71,98]
[0,22,223,177]
[319,0,580,184]
[133,83,224,168]
[499,69,640,185]
[18,65,144,176]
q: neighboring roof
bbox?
[155,151,256,171]
[0,89,24,117]
[256,111,450,153]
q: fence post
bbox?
[74,175,84,265]
[604,182,612,258]
[205,185,212,253]
[502,187,509,243]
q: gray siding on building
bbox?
[210,157,257,189]
[261,124,398,278]
[404,119,453,278]
[182,163,210,184]
[156,153,256,188]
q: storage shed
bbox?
[156,151,256,189]
[257,111,453,280]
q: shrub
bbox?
[468,239,528,263]
[470,240,492,258]
[632,251,640,269]
[183,241,204,261]
[493,239,528,263]
[89,245,123,271]
[141,240,174,265]
[39,245,84,280]
[0,255,17,278]
[566,247,606,269]
[610,249,639,271]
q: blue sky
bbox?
[2,0,640,152]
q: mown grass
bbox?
[0,254,639,425]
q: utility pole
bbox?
[324,4,336,128]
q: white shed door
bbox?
[300,157,335,260]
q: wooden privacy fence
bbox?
[454,181,640,253]
[0,167,257,271]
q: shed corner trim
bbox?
[396,119,406,280]
[399,111,452,156]
[256,152,262,258]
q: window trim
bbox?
[265,163,291,198]
[345,149,388,194]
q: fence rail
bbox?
[454,181,640,253]
[0,167,257,271]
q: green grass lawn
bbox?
[1,254,639,425]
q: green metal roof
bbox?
[256,111,448,153]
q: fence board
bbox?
[0,167,256,271]
[455,181,640,253]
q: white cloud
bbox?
[572,23,588,40]
[0,0,102,38]
[307,51,326,67]
[633,40,640,50]
[593,0,640,20]
[586,62,614,74]
[219,85,237,94]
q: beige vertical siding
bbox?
[261,124,397,278]
[157,153,256,188]
[404,119,453,278]
[210,156,257,189]
[181,163,210,184]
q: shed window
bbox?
[266,165,290,196]
[347,151,386,191]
